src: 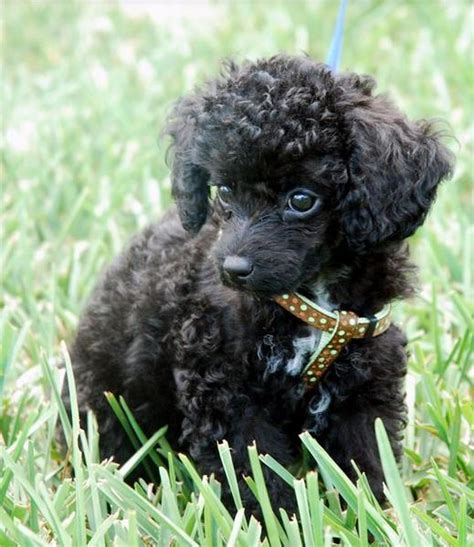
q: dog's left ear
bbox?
[164,97,210,234]
[338,84,454,252]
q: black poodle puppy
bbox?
[63,55,453,510]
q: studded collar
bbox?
[274,292,392,388]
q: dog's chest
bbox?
[259,326,322,377]
[260,284,335,377]
[257,325,333,435]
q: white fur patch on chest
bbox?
[258,335,283,375]
[282,281,339,376]
[260,328,321,377]
[261,281,338,378]
[285,327,321,376]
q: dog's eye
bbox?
[288,192,316,212]
[217,185,233,204]
[283,189,321,220]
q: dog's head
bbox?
[165,55,454,297]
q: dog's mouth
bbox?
[219,263,305,299]
[215,246,326,298]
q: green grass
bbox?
[1,0,473,544]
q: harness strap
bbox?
[274,293,391,388]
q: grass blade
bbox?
[247,442,282,547]
[300,431,396,544]
[374,418,422,546]
[218,440,244,512]
[293,478,315,547]
[118,426,167,479]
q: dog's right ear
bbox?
[164,97,210,234]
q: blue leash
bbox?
[325,0,348,71]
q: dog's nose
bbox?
[223,256,254,281]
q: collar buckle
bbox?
[365,314,378,338]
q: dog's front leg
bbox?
[317,395,405,502]
[174,368,295,514]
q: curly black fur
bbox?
[62,55,454,511]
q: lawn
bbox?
[1,0,472,545]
